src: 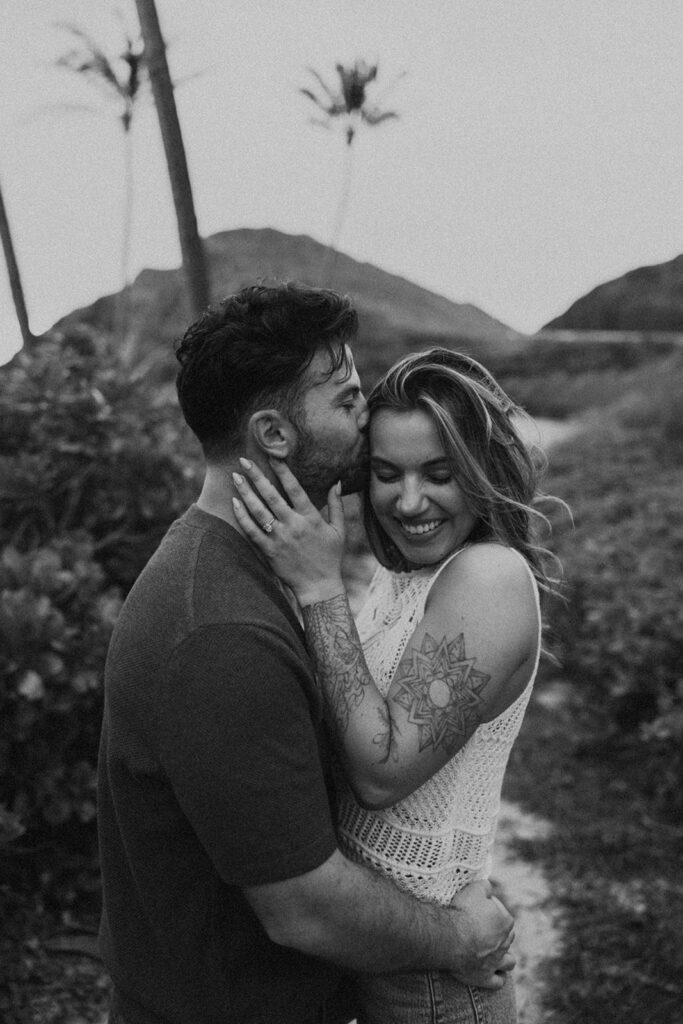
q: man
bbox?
[97,282,514,1024]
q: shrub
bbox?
[543,357,683,813]
[0,327,200,586]
[0,329,200,883]
[490,339,682,418]
[0,537,119,832]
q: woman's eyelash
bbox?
[371,471,452,483]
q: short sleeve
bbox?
[155,621,338,886]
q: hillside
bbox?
[54,228,525,383]
[544,253,683,332]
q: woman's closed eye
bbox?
[371,469,454,485]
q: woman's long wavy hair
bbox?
[363,348,564,593]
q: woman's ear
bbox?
[247,409,296,459]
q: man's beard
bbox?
[338,452,370,497]
[287,430,369,508]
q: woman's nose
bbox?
[396,479,426,515]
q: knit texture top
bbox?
[336,546,541,905]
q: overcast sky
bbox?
[1,0,682,364]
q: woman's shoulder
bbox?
[430,541,535,607]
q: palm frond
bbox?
[356,61,378,85]
[301,59,403,140]
[299,87,328,109]
[362,109,399,126]
[54,22,102,51]
[304,67,340,105]
[55,49,120,95]
[53,18,147,115]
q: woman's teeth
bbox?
[400,520,443,536]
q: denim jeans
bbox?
[352,970,516,1024]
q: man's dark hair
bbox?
[175,281,358,458]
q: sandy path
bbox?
[492,802,563,1024]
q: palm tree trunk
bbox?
[0,175,33,349]
[322,139,355,287]
[134,0,210,315]
[118,126,134,356]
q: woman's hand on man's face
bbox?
[231,457,347,607]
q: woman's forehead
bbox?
[370,407,446,455]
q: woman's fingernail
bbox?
[232,497,242,509]
[239,457,252,470]
[232,472,244,485]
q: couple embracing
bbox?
[98,281,560,1024]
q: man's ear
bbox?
[247,409,296,459]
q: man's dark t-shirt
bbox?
[97,506,342,1023]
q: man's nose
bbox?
[357,395,370,431]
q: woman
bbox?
[231,348,562,1024]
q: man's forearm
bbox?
[284,853,461,972]
[301,595,397,779]
[301,593,374,731]
[245,850,511,984]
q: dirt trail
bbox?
[492,802,563,1024]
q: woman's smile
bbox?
[396,517,446,537]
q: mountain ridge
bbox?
[543,253,683,332]
[55,227,526,382]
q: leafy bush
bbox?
[0,538,119,831]
[489,338,681,418]
[543,354,683,812]
[0,329,200,875]
[0,327,200,587]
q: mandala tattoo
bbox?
[391,632,490,754]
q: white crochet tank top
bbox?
[336,546,541,905]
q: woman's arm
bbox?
[232,459,538,808]
[300,545,538,807]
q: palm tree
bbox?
[0,173,33,351]
[54,16,146,346]
[300,61,403,285]
[134,0,210,315]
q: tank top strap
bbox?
[411,545,469,622]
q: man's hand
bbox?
[448,879,515,989]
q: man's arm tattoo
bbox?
[391,632,490,756]
[302,594,370,733]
